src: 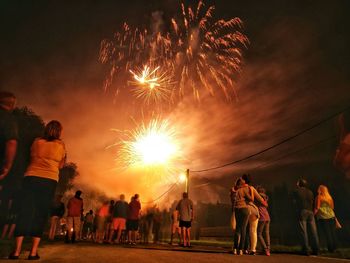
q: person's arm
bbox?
[0,139,17,180]
[191,201,194,221]
[252,187,268,207]
[61,203,66,217]
[314,195,320,215]
[59,147,67,169]
[176,200,180,211]
[330,198,334,210]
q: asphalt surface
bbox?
[0,242,349,263]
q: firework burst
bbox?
[128,65,175,104]
[110,119,183,184]
[99,23,172,100]
[100,1,248,102]
[167,0,249,100]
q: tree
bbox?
[56,163,79,195]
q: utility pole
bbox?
[186,169,190,195]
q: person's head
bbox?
[256,186,266,194]
[120,194,125,201]
[182,192,188,199]
[242,174,251,184]
[0,91,16,112]
[235,177,245,188]
[134,194,139,201]
[75,190,82,198]
[317,185,333,202]
[89,209,93,214]
[297,178,307,188]
[110,200,115,205]
[43,120,63,141]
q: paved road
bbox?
[1,243,349,263]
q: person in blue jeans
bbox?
[292,178,319,255]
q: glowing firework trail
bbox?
[129,65,175,104]
[109,119,183,184]
[167,0,249,100]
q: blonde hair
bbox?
[317,185,333,205]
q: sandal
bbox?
[8,252,19,260]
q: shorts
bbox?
[127,219,139,231]
[179,220,191,228]
[111,218,126,230]
[66,216,81,233]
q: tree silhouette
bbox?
[56,162,79,195]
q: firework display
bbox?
[166,1,249,100]
[102,1,248,187]
[100,0,248,102]
[110,119,183,183]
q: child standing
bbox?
[257,186,271,256]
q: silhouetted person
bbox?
[48,194,65,240]
[152,207,162,244]
[256,186,271,256]
[292,178,319,255]
[0,91,17,182]
[67,190,83,242]
[314,185,338,252]
[95,201,109,243]
[109,194,128,244]
[176,192,194,247]
[169,209,181,245]
[11,120,66,260]
[232,177,251,255]
[127,194,141,244]
[82,210,94,240]
[334,112,350,178]
[0,92,18,230]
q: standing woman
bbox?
[10,120,66,260]
[314,185,337,252]
[232,178,252,255]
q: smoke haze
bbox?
[2,0,350,207]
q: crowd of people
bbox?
[0,91,344,260]
[45,191,194,248]
[230,174,340,256]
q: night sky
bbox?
[1,0,350,204]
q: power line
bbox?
[251,136,335,170]
[141,181,178,205]
[191,105,350,173]
[192,135,336,189]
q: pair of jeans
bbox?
[258,221,270,250]
[318,218,337,252]
[298,209,319,253]
[15,176,57,237]
[233,207,249,250]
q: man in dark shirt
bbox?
[0,92,18,228]
[0,91,18,182]
[109,194,128,244]
[128,194,141,244]
[292,179,319,255]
